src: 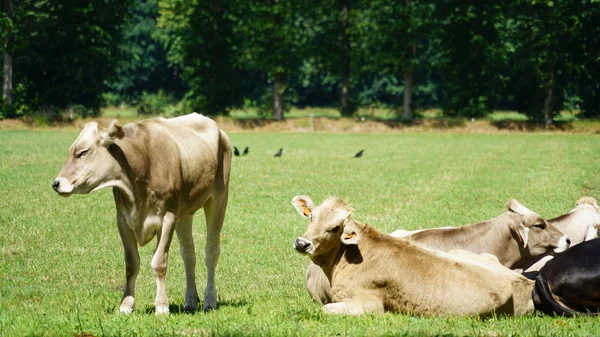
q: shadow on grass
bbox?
[144,298,250,315]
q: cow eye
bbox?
[533,223,546,229]
[330,225,341,233]
[76,149,89,158]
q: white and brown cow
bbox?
[293,196,535,317]
[52,113,231,314]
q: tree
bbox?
[233,0,314,120]
[1,0,14,111]
[157,0,242,115]
[433,0,507,118]
[9,0,130,115]
[507,0,584,125]
[108,0,183,103]
[359,0,433,118]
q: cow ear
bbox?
[506,199,532,216]
[341,220,360,245]
[511,223,529,248]
[292,195,315,218]
[100,120,124,147]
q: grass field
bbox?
[2,128,600,336]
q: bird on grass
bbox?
[274,148,283,157]
[243,146,249,156]
[354,150,364,158]
[233,146,240,157]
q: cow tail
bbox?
[534,275,598,317]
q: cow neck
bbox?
[107,139,139,206]
[320,244,347,283]
[465,212,521,267]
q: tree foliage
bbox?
[6,0,129,116]
[2,0,600,121]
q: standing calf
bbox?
[293,196,535,316]
[52,113,231,314]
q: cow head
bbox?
[292,196,353,264]
[52,120,125,196]
[506,199,570,255]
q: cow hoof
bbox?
[155,305,170,315]
[119,296,135,314]
[184,300,199,312]
[203,303,216,312]
[119,306,134,314]
[203,289,217,312]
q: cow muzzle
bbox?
[52,177,74,196]
[553,235,570,253]
[294,237,314,255]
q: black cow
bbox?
[533,238,600,316]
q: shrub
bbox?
[137,91,174,116]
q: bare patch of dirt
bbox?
[2,116,599,134]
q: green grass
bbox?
[2,129,600,336]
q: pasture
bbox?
[1,128,600,336]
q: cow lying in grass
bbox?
[533,238,600,316]
[519,197,600,273]
[390,199,570,268]
[293,196,535,316]
[306,199,568,305]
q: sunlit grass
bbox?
[1,129,600,336]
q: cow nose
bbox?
[294,238,312,252]
[566,237,571,245]
[52,180,60,190]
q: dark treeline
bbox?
[1,0,599,122]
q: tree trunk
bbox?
[2,0,14,107]
[339,0,351,116]
[401,0,414,120]
[543,86,554,127]
[543,62,555,127]
[272,72,284,121]
[402,69,413,120]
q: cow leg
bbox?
[152,212,177,315]
[117,213,139,314]
[202,197,227,311]
[176,215,199,311]
[323,299,384,315]
[306,262,332,304]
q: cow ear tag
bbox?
[341,221,359,245]
[292,195,315,218]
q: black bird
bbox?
[274,148,283,157]
[243,146,249,156]
[354,150,364,158]
[233,146,240,157]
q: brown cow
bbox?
[293,196,535,316]
[390,199,570,269]
[308,199,568,304]
[520,197,600,273]
[52,113,231,314]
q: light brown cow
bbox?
[52,113,231,314]
[306,199,568,305]
[520,197,600,273]
[549,197,600,245]
[390,199,570,268]
[293,196,535,316]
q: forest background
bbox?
[1,0,599,125]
